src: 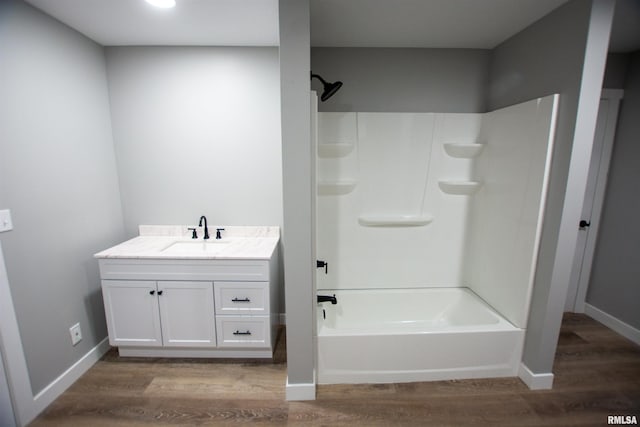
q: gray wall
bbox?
[587,50,640,329]
[603,52,630,88]
[279,0,315,393]
[489,0,614,374]
[311,48,490,112]
[105,47,283,237]
[0,0,124,394]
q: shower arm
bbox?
[310,72,327,85]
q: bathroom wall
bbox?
[489,0,614,374]
[586,50,640,330]
[602,52,630,88]
[279,0,315,396]
[316,112,482,289]
[0,0,124,395]
[465,95,558,329]
[106,46,283,237]
[311,48,490,113]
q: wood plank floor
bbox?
[31,314,640,426]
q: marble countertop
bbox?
[94,225,279,260]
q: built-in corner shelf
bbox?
[438,181,482,195]
[318,180,357,196]
[318,143,355,158]
[358,214,433,227]
[443,143,485,158]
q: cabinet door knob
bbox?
[149,290,155,295]
[233,330,252,335]
[157,290,163,296]
[231,297,251,303]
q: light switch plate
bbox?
[0,210,12,232]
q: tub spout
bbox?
[317,294,337,304]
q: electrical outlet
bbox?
[69,323,82,346]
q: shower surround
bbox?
[315,95,558,384]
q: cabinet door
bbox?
[158,281,216,347]
[102,280,162,347]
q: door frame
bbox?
[567,88,624,312]
[0,243,36,426]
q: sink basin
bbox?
[162,240,229,255]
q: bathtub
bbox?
[316,287,525,384]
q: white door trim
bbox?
[568,88,623,312]
[0,243,36,426]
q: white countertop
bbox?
[94,225,279,260]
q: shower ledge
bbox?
[318,142,354,158]
[358,214,433,227]
[438,181,482,195]
[443,143,485,158]
[318,180,357,196]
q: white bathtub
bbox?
[316,287,525,384]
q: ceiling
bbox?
[24,0,280,46]
[311,0,569,48]
[24,0,640,52]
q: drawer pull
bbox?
[231,297,251,303]
[233,330,252,336]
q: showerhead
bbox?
[311,72,343,102]
[320,80,343,102]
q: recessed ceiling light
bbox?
[145,0,176,8]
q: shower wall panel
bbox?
[316,112,482,290]
[464,95,558,328]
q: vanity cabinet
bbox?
[98,255,279,358]
[102,280,215,348]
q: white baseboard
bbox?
[585,303,640,345]
[32,337,110,416]
[285,376,316,401]
[518,363,554,390]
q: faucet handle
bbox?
[216,228,225,240]
[187,227,198,239]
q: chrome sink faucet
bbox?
[198,215,210,240]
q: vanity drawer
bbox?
[216,316,270,347]
[214,281,269,315]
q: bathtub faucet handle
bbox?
[316,260,328,274]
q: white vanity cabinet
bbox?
[102,280,215,348]
[98,254,279,358]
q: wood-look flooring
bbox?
[31,313,640,426]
